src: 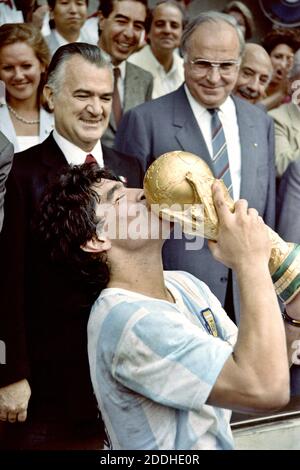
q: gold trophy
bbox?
[144,151,300,304]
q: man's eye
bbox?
[220,63,234,70]
[193,60,208,68]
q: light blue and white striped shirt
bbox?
[88,271,237,450]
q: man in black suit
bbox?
[0,43,142,449]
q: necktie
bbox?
[85,154,98,165]
[208,108,233,197]
[112,67,122,128]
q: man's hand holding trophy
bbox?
[144,151,300,305]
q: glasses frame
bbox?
[188,58,241,76]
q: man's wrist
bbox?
[282,310,300,327]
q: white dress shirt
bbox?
[129,45,184,99]
[184,85,242,201]
[53,129,104,167]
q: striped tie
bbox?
[113,67,123,127]
[208,108,233,197]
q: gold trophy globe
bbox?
[144,151,300,304]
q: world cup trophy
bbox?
[143,151,300,304]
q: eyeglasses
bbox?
[188,58,241,76]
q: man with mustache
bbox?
[0,42,142,449]
[234,43,273,105]
[98,0,153,147]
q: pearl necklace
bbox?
[7,104,40,125]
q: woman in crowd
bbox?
[0,23,54,152]
[262,29,300,111]
[45,0,97,56]
[223,1,254,40]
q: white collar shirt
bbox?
[184,84,241,200]
[53,129,104,167]
[129,45,184,99]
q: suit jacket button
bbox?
[220,277,228,283]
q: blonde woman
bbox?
[0,23,54,152]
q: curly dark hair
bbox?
[37,164,118,291]
[262,28,300,55]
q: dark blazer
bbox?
[102,61,153,148]
[115,85,276,320]
[0,133,143,429]
[0,131,13,232]
[277,160,300,244]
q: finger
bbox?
[7,411,17,423]
[247,208,259,218]
[0,411,8,421]
[17,410,27,422]
[208,239,219,257]
[211,180,231,220]
[234,199,248,214]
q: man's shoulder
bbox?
[12,134,62,179]
[126,61,153,83]
[232,95,272,124]
[268,102,292,121]
[14,136,51,165]
[103,145,139,164]
[125,86,184,116]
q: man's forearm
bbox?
[284,294,300,366]
[234,262,289,392]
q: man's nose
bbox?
[137,189,146,202]
[206,66,221,83]
[86,99,102,115]
[247,75,260,92]
[163,22,172,34]
[69,2,78,13]
[123,23,135,39]
[126,188,146,202]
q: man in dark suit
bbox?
[0,131,13,232]
[115,11,276,322]
[98,0,153,147]
[0,43,142,449]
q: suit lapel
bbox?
[41,133,68,171]
[172,86,211,167]
[124,62,137,112]
[232,96,258,200]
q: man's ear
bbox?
[80,235,112,253]
[98,11,105,32]
[43,85,54,111]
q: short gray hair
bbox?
[289,49,300,80]
[46,42,112,94]
[181,11,245,60]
